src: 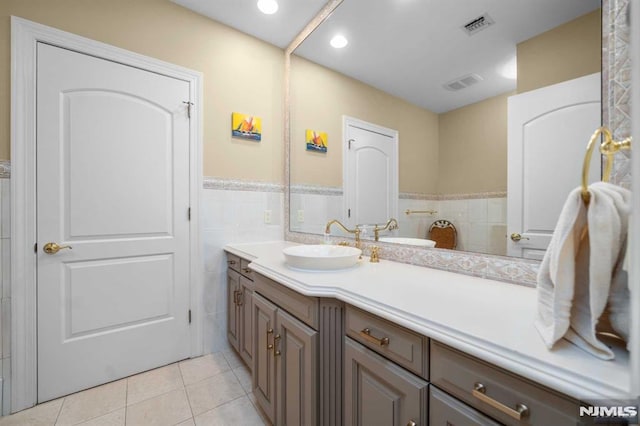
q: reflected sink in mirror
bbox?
[283,245,362,271]
[378,237,436,248]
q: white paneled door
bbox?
[507,73,601,259]
[37,43,192,402]
[343,117,398,228]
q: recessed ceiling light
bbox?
[499,56,517,80]
[257,0,278,15]
[330,35,348,49]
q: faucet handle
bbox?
[338,241,351,246]
[369,246,380,263]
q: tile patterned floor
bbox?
[0,350,268,426]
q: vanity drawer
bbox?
[239,258,254,280]
[345,305,427,378]
[430,386,500,426]
[254,272,319,329]
[225,252,254,280]
[430,341,582,426]
[226,253,241,272]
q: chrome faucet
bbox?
[374,218,399,241]
[325,219,362,250]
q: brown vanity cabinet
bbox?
[226,252,255,370]
[345,337,428,426]
[430,341,584,425]
[253,275,319,426]
[344,305,429,426]
[429,386,500,426]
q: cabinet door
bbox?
[227,269,240,352]
[253,293,278,424]
[430,386,500,426]
[276,309,318,426]
[239,277,254,368]
[345,338,428,426]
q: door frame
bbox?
[342,116,399,228]
[10,17,204,412]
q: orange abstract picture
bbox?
[232,112,262,141]
[305,129,327,153]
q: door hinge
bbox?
[348,209,351,218]
[188,207,191,221]
[34,243,37,253]
[183,101,194,119]
[188,309,192,324]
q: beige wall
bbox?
[0,0,284,182]
[517,9,601,93]
[291,10,601,195]
[291,55,439,193]
[438,92,512,194]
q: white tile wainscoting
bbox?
[201,178,285,357]
[290,185,508,256]
[0,174,11,416]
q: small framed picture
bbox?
[305,129,327,153]
[232,112,262,141]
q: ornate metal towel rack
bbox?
[581,127,632,204]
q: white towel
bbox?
[535,181,630,360]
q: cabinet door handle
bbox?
[472,382,529,420]
[237,291,244,306]
[273,334,281,356]
[266,328,273,351]
[233,290,239,305]
[359,328,390,346]
[407,421,416,426]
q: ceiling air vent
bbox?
[443,73,483,91]
[462,13,495,36]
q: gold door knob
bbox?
[43,242,73,254]
[510,233,530,242]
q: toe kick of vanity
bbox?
[224,242,631,426]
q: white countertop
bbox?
[225,241,630,401]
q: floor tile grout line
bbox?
[184,370,246,418]
[53,397,66,425]
[180,367,197,423]
[125,365,185,407]
[192,394,248,422]
[124,378,128,426]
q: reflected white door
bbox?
[343,117,398,228]
[37,43,192,401]
[507,73,601,259]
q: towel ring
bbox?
[581,127,632,204]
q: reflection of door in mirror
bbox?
[507,72,601,259]
[343,117,398,231]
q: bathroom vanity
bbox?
[225,241,630,426]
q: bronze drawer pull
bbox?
[360,328,390,346]
[472,382,529,420]
[242,267,252,274]
[407,421,416,426]
[227,260,236,265]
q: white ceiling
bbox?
[171,0,327,48]
[173,0,600,113]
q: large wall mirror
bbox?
[288,0,603,260]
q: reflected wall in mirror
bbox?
[289,0,602,258]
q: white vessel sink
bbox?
[379,237,436,247]
[283,245,362,270]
